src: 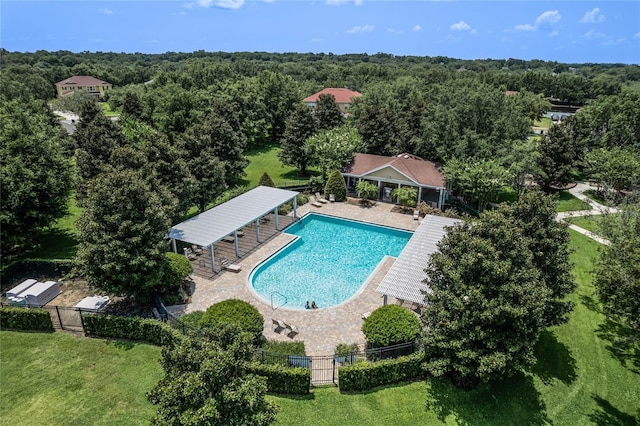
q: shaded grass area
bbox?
[533,117,553,129]
[565,215,602,233]
[237,144,318,188]
[556,190,591,212]
[271,230,640,425]
[31,196,82,259]
[100,102,119,117]
[0,331,162,426]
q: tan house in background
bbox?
[304,88,362,114]
[342,153,450,209]
[55,76,112,100]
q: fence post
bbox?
[79,309,86,333]
[55,305,63,329]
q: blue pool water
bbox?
[250,213,412,309]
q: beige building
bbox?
[304,88,362,114]
[55,76,112,100]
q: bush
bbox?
[335,342,359,357]
[179,310,204,328]
[356,181,378,202]
[308,175,325,194]
[201,299,264,344]
[278,193,309,215]
[261,339,306,355]
[362,305,422,349]
[259,172,276,187]
[82,314,183,346]
[163,252,192,288]
[324,170,346,201]
[1,259,74,284]
[338,351,425,392]
[0,306,54,331]
[249,362,310,395]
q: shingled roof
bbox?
[55,76,111,86]
[304,88,362,104]
[343,153,446,188]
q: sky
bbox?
[2,1,639,64]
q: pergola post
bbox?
[274,207,279,231]
[171,239,177,253]
[438,188,445,210]
[233,231,239,257]
[256,219,261,243]
[210,245,216,273]
[293,196,298,219]
[418,187,423,203]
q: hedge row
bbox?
[249,362,310,395]
[1,259,74,283]
[82,314,183,346]
[0,306,54,331]
[338,351,425,392]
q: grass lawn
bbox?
[31,196,82,259]
[534,117,554,129]
[565,215,602,233]
[0,331,162,425]
[556,191,591,212]
[237,144,318,188]
[270,230,640,425]
[99,102,120,117]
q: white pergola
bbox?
[376,215,462,305]
[167,186,299,272]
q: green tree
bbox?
[356,180,379,203]
[121,91,143,120]
[255,70,299,144]
[0,98,73,254]
[392,187,418,211]
[278,103,317,175]
[305,125,362,177]
[444,158,509,210]
[324,170,347,202]
[50,90,96,114]
[585,147,640,201]
[422,209,548,389]
[76,167,174,302]
[148,325,278,426]
[314,93,344,131]
[594,205,640,332]
[536,116,584,191]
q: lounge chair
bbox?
[316,192,329,203]
[222,235,235,243]
[191,245,203,255]
[272,319,285,331]
[413,210,419,220]
[361,311,371,320]
[329,194,335,202]
[310,196,323,208]
[282,321,299,336]
[184,248,197,261]
[221,257,242,272]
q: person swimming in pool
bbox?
[305,301,310,309]
[311,301,318,309]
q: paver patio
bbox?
[167,200,424,355]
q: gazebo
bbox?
[168,186,299,273]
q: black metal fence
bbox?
[1,302,86,332]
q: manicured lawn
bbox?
[100,102,120,117]
[0,331,162,425]
[31,196,82,259]
[556,191,591,212]
[534,117,553,129]
[565,215,602,233]
[238,144,318,188]
[270,230,640,425]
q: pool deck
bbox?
[167,200,423,355]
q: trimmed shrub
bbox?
[335,342,359,358]
[308,176,325,194]
[261,340,305,355]
[362,305,422,349]
[1,259,74,284]
[356,181,378,202]
[324,170,347,201]
[259,172,276,187]
[82,314,183,346]
[249,362,310,395]
[338,351,425,392]
[201,299,264,344]
[163,252,192,288]
[179,310,204,328]
[278,193,309,215]
[0,306,54,331]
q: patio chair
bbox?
[316,192,329,203]
[329,193,335,202]
[413,210,419,220]
[282,321,299,336]
[191,245,203,255]
[221,257,242,272]
[272,319,285,331]
[183,248,197,261]
[361,311,371,320]
[310,196,323,208]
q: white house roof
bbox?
[376,215,462,305]
[168,186,298,247]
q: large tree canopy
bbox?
[279,103,317,175]
[0,98,73,254]
[305,125,362,177]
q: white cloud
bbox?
[549,30,559,37]
[310,38,324,43]
[413,25,422,32]
[326,0,362,5]
[450,21,471,31]
[535,10,561,26]
[585,29,606,40]
[264,0,275,3]
[514,24,536,32]
[98,8,112,15]
[387,28,401,34]
[580,8,605,24]
[183,0,244,9]
[346,25,374,34]
[634,32,640,39]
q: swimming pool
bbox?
[249,213,412,309]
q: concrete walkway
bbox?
[556,182,619,245]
